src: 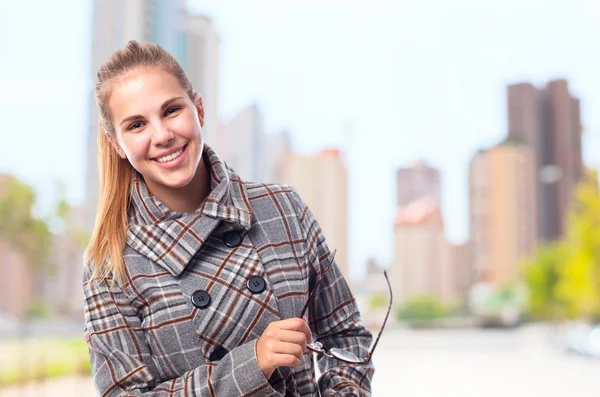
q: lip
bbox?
[151,144,188,169]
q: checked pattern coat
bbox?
[83,145,374,396]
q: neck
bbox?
[148,160,211,214]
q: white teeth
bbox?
[156,148,183,163]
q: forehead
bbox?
[109,68,187,119]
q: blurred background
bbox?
[1,0,600,395]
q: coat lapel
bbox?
[126,145,253,276]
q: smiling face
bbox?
[107,67,205,200]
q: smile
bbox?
[156,148,184,163]
[152,144,188,168]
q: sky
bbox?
[0,0,599,279]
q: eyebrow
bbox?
[118,96,184,126]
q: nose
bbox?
[151,121,174,146]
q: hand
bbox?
[256,317,313,379]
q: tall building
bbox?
[392,198,446,303]
[85,0,187,231]
[507,79,582,241]
[184,15,222,155]
[221,104,266,182]
[264,130,293,184]
[0,241,32,318]
[469,139,537,286]
[396,161,441,207]
[281,149,349,279]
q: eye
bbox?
[127,121,144,131]
[165,107,181,116]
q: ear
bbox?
[194,94,205,127]
[105,132,127,159]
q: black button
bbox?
[191,290,211,309]
[223,231,242,247]
[247,275,267,294]
[209,346,229,362]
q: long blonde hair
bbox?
[86,41,197,285]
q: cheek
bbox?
[120,134,151,161]
[170,113,202,139]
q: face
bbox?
[107,67,205,196]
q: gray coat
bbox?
[83,145,374,396]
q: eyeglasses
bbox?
[300,249,393,365]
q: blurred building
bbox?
[184,15,223,155]
[43,206,88,317]
[362,257,389,295]
[507,79,582,242]
[441,242,471,304]
[0,241,33,318]
[392,198,446,303]
[281,149,349,279]
[0,174,35,318]
[264,130,293,184]
[396,161,441,207]
[221,104,266,182]
[469,138,537,286]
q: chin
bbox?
[161,174,196,189]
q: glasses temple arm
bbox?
[364,270,392,365]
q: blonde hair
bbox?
[86,40,197,285]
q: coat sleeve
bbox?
[83,266,284,397]
[289,188,375,397]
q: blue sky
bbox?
[0,0,599,278]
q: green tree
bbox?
[523,170,600,321]
[0,176,52,270]
[397,296,448,322]
[522,242,565,319]
[556,171,600,321]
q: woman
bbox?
[83,40,374,396]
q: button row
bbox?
[190,275,267,309]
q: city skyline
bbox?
[1,0,599,277]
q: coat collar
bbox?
[126,144,253,276]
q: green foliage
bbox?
[0,337,90,387]
[522,243,565,319]
[0,176,52,270]
[25,299,52,320]
[368,292,388,309]
[397,296,448,322]
[523,170,600,321]
[556,171,600,320]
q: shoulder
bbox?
[243,182,307,215]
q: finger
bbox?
[273,353,302,369]
[301,316,313,344]
[278,329,308,350]
[274,318,313,344]
[272,341,304,360]
[276,318,308,331]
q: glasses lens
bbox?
[307,341,326,354]
[329,348,361,364]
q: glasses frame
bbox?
[300,249,393,365]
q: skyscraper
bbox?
[392,197,445,303]
[469,139,537,286]
[281,149,349,279]
[396,161,441,207]
[507,79,582,241]
[184,15,222,155]
[221,104,266,182]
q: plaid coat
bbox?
[83,145,374,396]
